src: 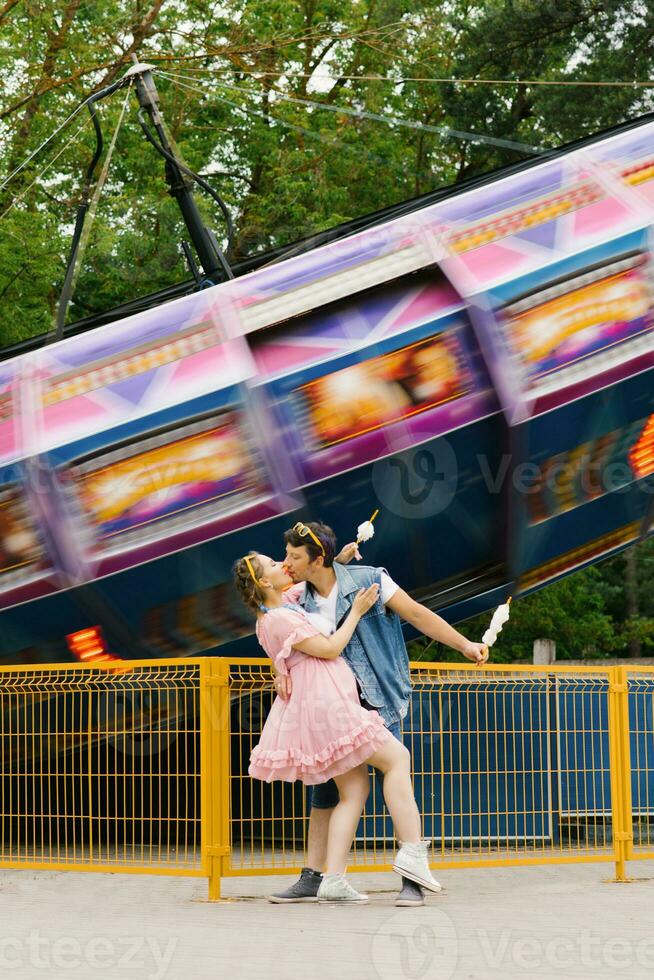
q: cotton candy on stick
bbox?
[482,597,512,647]
[357,509,379,544]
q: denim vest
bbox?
[298,563,412,727]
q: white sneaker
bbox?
[317,873,369,904]
[393,840,442,893]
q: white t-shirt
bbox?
[307,572,398,635]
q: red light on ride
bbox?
[630,415,654,480]
[66,626,123,667]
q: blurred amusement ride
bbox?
[0,61,653,667]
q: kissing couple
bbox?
[233,520,488,906]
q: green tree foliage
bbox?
[1,1,653,339]
[0,1,653,657]
[409,537,654,663]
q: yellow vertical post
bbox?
[87,684,94,861]
[616,665,634,868]
[199,659,213,895]
[200,658,232,901]
[607,666,633,881]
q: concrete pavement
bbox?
[0,861,652,979]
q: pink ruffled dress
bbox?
[248,606,391,785]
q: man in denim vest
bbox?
[268,520,488,907]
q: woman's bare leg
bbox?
[324,765,370,874]
[366,737,421,844]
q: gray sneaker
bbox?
[317,873,369,904]
[268,867,322,903]
[396,877,426,907]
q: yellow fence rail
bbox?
[0,658,651,898]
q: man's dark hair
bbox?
[284,521,337,567]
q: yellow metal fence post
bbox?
[607,666,633,881]
[200,658,232,901]
[616,665,634,870]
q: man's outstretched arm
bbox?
[385,589,489,664]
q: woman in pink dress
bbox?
[233,550,441,904]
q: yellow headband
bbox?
[292,521,325,556]
[243,555,262,586]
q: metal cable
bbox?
[151,64,654,88]
[50,85,132,341]
[0,115,92,222]
[155,67,543,156]
[0,74,130,196]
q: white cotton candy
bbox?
[482,601,511,647]
[357,520,376,543]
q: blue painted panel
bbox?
[361,680,553,841]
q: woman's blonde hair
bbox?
[232,552,267,613]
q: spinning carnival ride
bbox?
[0,96,653,665]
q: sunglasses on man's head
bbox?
[292,521,325,556]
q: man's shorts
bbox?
[309,700,402,810]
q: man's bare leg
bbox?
[306,805,333,871]
[267,804,335,902]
